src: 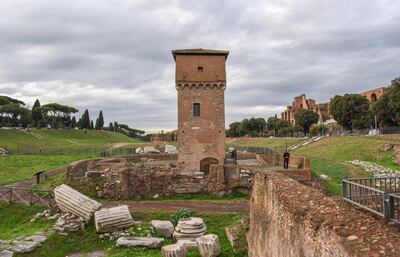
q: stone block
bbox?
[161,243,187,257]
[116,237,164,249]
[196,234,221,257]
[151,220,174,238]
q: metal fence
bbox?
[0,186,55,208]
[342,177,400,225]
[8,147,107,156]
[100,147,137,157]
[6,147,139,157]
[226,145,275,155]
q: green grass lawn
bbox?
[0,154,97,186]
[309,159,353,196]
[0,129,143,151]
[226,137,304,151]
[292,136,400,196]
[293,136,400,165]
[0,129,151,185]
[0,202,53,240]
[0,202,246,257]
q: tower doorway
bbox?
[200,157,218,175]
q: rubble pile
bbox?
[53,213,85,234]
[0,231,52,255]
[348,160,400,177]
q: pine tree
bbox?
[95,110,104,130]
[70,116,77,128]
[109,122,114,131]
[31,99,42,127]
[90,120,94,129]
[80,109,90,129]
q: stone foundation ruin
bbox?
[66,153,255,199]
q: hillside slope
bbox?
[293,136,400,168]
[0,129,142,150]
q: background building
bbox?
[281,94,330,125]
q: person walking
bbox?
[283,150,290,169]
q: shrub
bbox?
[171,208,196,225]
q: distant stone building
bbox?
[172,49,228,173]
[281,94,330,125]
[359,87,387,103]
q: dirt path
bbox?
[102,200,249,213]
[110,143,131,149]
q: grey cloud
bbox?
[0,0,399,131]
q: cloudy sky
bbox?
[1,0,399,132]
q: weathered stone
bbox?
[196,234,221,257]
[86,170,101,179]
[9,241,40,253]
[394,145,400,164]
[95,205,134,233]
[54,184,101,222]
[143,146,161,154]
[151,220,174,238]
[135,147,144,154]
[24,235,47,243]
[161,243,187,257]
[67,250,107,257]
[0,250,13,257]
[116,237,163,249]
[177,239,197,250]
[241,217,249,231]
[164,145,178,154]
[381,143,394,151]
[173,217,207,240]
[225,224,241,250]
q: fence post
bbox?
[384,193,391,220]
[342,180,347,199]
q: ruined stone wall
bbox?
[248,172,400,257]
[257,152,310,169]
[359,87,387,103]
[67,157,254,199]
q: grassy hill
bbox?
[292,136,400,169]
[227,136,400,196]
[0,129,147,185]
[226,137,304,151]
[0,129,142,151]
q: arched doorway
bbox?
[200,157,218,175]
[370,93,377,103]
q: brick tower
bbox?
[172,49,229,173]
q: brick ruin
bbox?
[282,86,388,126]
[248,172,400,257]
[66,154,254,199]
[281,94,330,126]
[359,86,387,103]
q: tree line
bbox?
[227,78,400,137]
[330,78,400,131]
[226,112,319,138]
[0,96,145,137]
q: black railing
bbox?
[342,177,400,225]
[226,146,275,155]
